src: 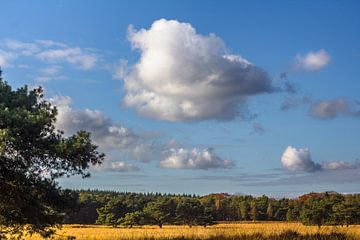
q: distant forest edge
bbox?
[62,190,360,228]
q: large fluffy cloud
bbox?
[281,146,360,172]
[281,146,321,172]
[160,147,234,169]
[122,19,273,121]
[310,98,360,119]
[295,49,331,71]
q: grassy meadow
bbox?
[27,222,360,240]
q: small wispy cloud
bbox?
[112,59,129,80]
[0,49,16,67]
[310,98,360,119]
[294,49,331,71]
[102,161,140,172]
[281,96,312,111]
[34,65,67,82]
[36,47,97,70]
[35,39,68,48]
[4,39,40,56]
[250,122,266,135]
[0,39,98,71]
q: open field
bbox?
[27,222,360,240]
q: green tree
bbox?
[176,198,205,227]
[332,200,360,227]
[200,206,215,227]
[300,199,329,228]
[144,198,177,228]
[250,201,258,221]
[0,80,104,238]
[120,211,146,228]
[266,202,274,220]
[239,201,250,220]
[96,199,130,227]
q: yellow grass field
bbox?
[28,222,360,240]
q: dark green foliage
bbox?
[250,201,258,221]
[300,199,329,228]
[176,198,206,227]
[239,201,250,220]
[0,80,104,238]
[144,198,177,228]
[120,211,146,227]
[96,198,131,226]
[62,190,360,228]
[332,199,360,227]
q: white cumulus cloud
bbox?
[281,146,321,172]
[281,146,360,172]
[295,49,331,71]
[122,19,273,121]
[160,147,234,169]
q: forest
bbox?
[63,190,360,228]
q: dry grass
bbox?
[25,222,360,240]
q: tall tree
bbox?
[120,211,146,228]
[266,202,274,220]
[144,198,177,228]
[240,201,250,220]
[0,80,104,238]
[250,201,258,221]
[96,199,130,226]
[176,198,205,227]
[300,199,329,229]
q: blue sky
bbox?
[1,0,360,197]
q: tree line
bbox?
[64,190,360,228]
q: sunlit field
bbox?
[27,222,360,240]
